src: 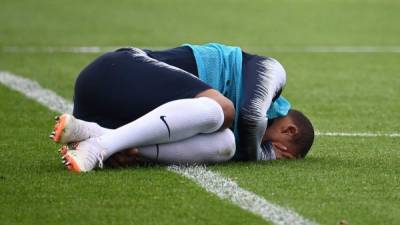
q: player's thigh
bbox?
[73,48,210,128]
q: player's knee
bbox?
[219,98,235,129]
[196,89,235,129]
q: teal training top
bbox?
[184,43,290,123]
[184,43,290,160]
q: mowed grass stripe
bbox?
[0,71,318,225]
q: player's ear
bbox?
[282,124,298,137]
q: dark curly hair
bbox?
[287,109,314,158]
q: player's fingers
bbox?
[114,153,131,166]
[105,149,141,168]
[272,142,287,151]
[125,156,140,166]
[104,152,129,168]
[124,148,139,157]
[104,157,122,168]
[280,151,295,159]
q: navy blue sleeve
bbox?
[236,52,287,161]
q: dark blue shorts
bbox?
[72,47,211,128]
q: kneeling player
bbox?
[50,43,314,172]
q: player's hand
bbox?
[272,142,295,160]
[104,148,141,168]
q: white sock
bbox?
[97,97,224,159]
[138,129,235,164]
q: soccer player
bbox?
[51,43,314,172]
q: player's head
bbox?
[264,109,314,159]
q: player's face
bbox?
[263,116,298,159]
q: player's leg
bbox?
[63,96,226,172]
[54,114,236,165]
[63,48,234,172]
[50,113,111,144]
[72,47,215,129]
[137,129,236,164]
[71,47,234,132]
[195,89,234,129]
[97,96,224,157]
[52,90,233,145]
[53,112,237,165]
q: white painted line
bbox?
[0,71,73,114]
[0,70,318,225]
[316,131,400,138]
[168,165,317,225]
[3,46,400,53]
[256,46,400,53]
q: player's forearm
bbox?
[237,116,268,161]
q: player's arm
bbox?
[238,54,286,160]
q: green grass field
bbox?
[1,0,399,224]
